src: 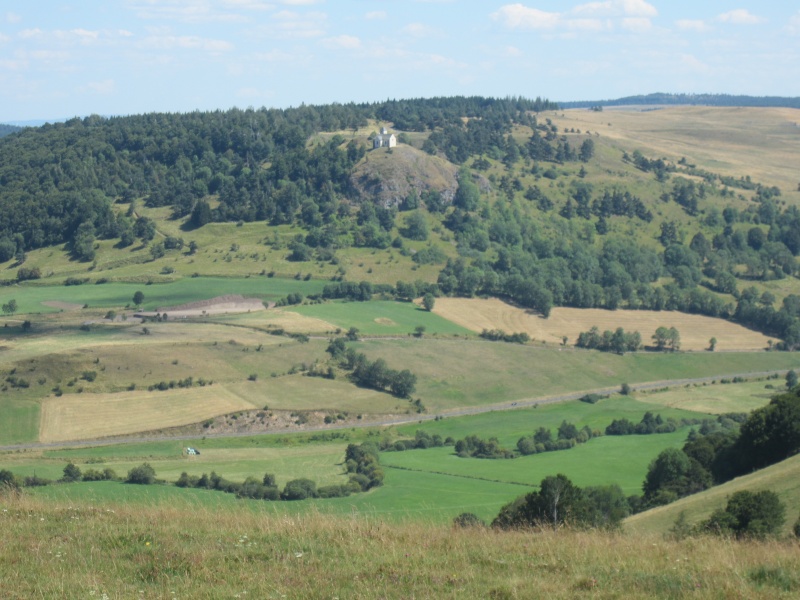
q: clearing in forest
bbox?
[433,298,774,351]
[39,386,256,442]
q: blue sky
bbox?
[1,1,798,122]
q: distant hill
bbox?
[0,96,799,347]
[560,93,800,110]
[0,123,22,138]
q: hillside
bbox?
[1,98,799,350]
[626,453,800,536]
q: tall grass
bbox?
[1,491,798,599]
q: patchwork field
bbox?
[433,298,774,351]
[39,385,256,442]
[359,338,799,412]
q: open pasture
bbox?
[0,276,325,315]
[293,300,472,336]
[358,338,799,412]
[433,298,775,351]
[39,385,257,442]
[393,394,705,448]
[381,430,689,496]
[553,106,800,201]
[634,379,778,414]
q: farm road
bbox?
[0,368,795,453]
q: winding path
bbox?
[0,368,795,453]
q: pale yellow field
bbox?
[226,375,407,414]
[552,106,800,200]
[39,386,257,442]
[433,298,774,351]
[634,380,776,414]
[223,309,337,333]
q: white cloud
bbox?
[19,28,44,39]
[717,9,764,25]
[787,11,800,34]
[254,49,295,62]
[6,12,22,24]
[321,34,360,49]
[621,17,651,32]
[567,18,607,31]
[365,11,387,21]
[491,5,560,30]
[85,79,116,94]
[267,10,327,38]
[222,0,274,9]
[280,0,323,4]
[572,0,657,18]
[679,53,710,73]
[401,23,441,38]
[492,1,655,32]
[675,19,709,32]
[140,35,233,52]
[0,33,9,44]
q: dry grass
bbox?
[433,298,774,351]
[633,380,777,414]
[2,492,799,599]
[226,375,407,414]
[226,308,337,333]
[627,454,800,537]
[39,386,256,442]
[551,106,800,201]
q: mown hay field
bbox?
[39,386,256,442]
[633,379,779,414]
[433,298,774,351]
[359,337,800,412]
[554,106,800,201]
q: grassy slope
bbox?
[358,338,800,411]
[4,492,800,599]
[0,276,325,315]
[626,453,800,536]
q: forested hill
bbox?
[0,124,22,138]
[560,93,800,109]
[1,94,799,347]
[0,95,554,251]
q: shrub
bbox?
[126,463,156,485]
[281,478,317,500]
[62,463,82,482]
[453,512,485,528]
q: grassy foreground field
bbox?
[3,492,800,599]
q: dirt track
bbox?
[2,368,795,453]
[136,294,266,318]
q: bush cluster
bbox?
[479,329,530,344]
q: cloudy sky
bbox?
[1,1,798,122]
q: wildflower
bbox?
[294,552,303,558]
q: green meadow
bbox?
[292,300,472,336]
[0,276,326,314]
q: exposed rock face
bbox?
[351,144,459,208]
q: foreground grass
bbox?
[2,492,800,599]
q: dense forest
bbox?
[560,93,800,109]
[0,124,22,138]
[0,95,799,345]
